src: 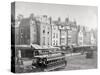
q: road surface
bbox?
[56,51,97,71]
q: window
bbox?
[30,20,35,25]
[48,27,50,30]
[79,37,82,40]
[56,41,58,46]
[61,31,65,36]
[53,40,55,45]
[53,26,54,28]
[68,30,72,35]
[56,33,58,38]
[34,27,36,32]
[43,25,46,29]
[48,38,49,45]
[43,30,45,34]
[20,28,23,33]
[61,26,63,28]
[48,43,49,45]
[53,33,55,38]
[61,38,65,44]
[47,32,49,34]
[79,42,82,45]
[68,38,71,43]
[43,37,45,45]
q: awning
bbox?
[48,46,60,49]
[31,44,43,49]
[14,45,31,48]
[14,45,32,50]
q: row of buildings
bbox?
[12,14,97,48]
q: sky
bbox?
[15,2,98,30]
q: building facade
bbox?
[51,21,60,46]
[58,24,69,46]
[15,14,38,45]
[14,14,95,48]
[90,30,96,45]
[38,15,52,48]
[78,26,93,46]
[83,31,91,46]
[68,21,78,46]
[78,26,84,46]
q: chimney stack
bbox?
[65,17,69,23]
[58,17,61,22]
[30,13,34,20]
[49,17,52,24]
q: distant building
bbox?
[15,14,96,48]
[57,17,72,46]
[83,31,91,45]
[15,22,20,45]
[58,23,67,46]
[68,21,78,46]
[93,29,97,45]
[90,30,96,45]
[77,26,95,46]
[78,26,84,46]
[51,21,60,46]
[30,17,38,44]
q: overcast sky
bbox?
[15,2,98,29]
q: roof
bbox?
[13,45,32,50]
[52,20,77,28]
[20,18,30,27]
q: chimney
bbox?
[74,21,76,25]
[29,13,34,20]
[65,17,69,23]
[58,17,61,22]
[49,17,52,24]
[42,15,47,22]
[43,15,47,18]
